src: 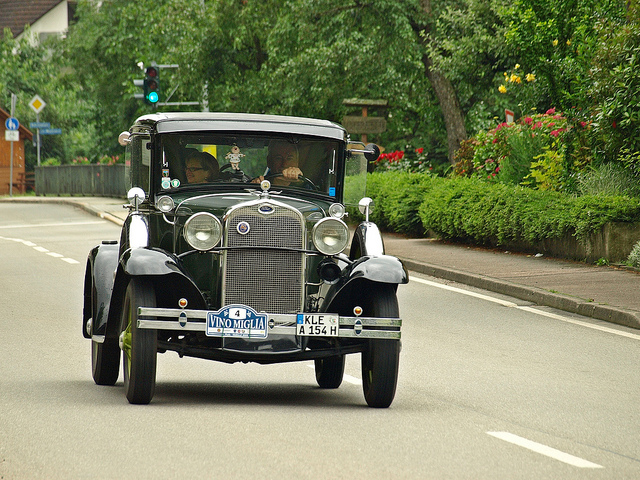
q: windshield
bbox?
[158,133,341,196]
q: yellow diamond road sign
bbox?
[29,95,46,114]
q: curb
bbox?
[400,258,640,330]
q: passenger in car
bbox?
[184,149,219,183]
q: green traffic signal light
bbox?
[143,65,160,105]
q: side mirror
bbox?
[358,197,374,222]
[127,187,146,211]
[118,131,131,146]
[364,143,380,162]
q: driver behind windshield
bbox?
[184,149,219,183]
[253,140,303,186]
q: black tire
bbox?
[120,278,157,404]
[91,339,120,386]
[315,355,345,389]
[361,284,401,408]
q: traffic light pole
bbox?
[134,63,200,108]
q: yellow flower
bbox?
[515,64,520,70]
[566,39,571,46]
[509,74,521,83]
[498,85,507,94]
[526,73,536,82]
[553,39,558,46]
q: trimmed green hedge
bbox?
[363,172,640,244]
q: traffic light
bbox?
[143,65,160,105]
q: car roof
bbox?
[134,112,347,141]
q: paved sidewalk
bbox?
[3,195,640,330]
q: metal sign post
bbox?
[9,93,17,197]
[29,95,46,166]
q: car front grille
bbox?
[223,203,304,314]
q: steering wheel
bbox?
[263,172,317,190]
[217,163,251,183]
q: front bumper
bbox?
[137,307,401,340]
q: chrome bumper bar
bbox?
[137,307,401,340]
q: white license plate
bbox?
[296,314,339,336]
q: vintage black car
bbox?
[83,113,408,407]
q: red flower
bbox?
[613,121,617,129]
[524,117,533,125]
[415,147,424,154]
[546,108,556,115]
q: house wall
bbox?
[0,137,27,195]
[29,1,69,38]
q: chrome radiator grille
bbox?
[223,204,304,314]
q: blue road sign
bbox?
[29,122,50,129]
[40,128,62,135]
[5,117,19,130]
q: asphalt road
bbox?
[1,203,639,479]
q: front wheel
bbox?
[361,284,401,408]
[120,278,157,404]
[91,339,120,386]
[315,355,345,389]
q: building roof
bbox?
[0,0,64,37]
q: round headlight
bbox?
[312,217,349,255]
[156,195,175,213]
[184,212,222,251]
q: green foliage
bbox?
[499,0,627,112]
[626,240,640,268]
[364,174,640,246]
[2,0,637,182]
[576,162,640,197]
[587,5,640,162]
[365,171,435,236]
[462,109,571,187]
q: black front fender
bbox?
[101,248,206,341]
[83,242,119,339]
[319,255,408,313]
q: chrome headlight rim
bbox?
[328,203,346,219]
[183,212,222,251]
[312,217,349,256]
[156,195,175,213]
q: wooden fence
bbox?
[35,164,129,197]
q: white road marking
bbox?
[306,364,362,385]
[517,306,640,340]
[0,220,105,229]
[411,276,640,341]
[0,235,80,266]
[411,276,518,307]
[487,431,603,469]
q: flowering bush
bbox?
[497,64,539,112]
[373,146,434,174]
[97,155,122,165]
[458,108,579,190]
[71,156,91,165]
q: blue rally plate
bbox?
[206,305,268,338]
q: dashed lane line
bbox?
[0,220,105,229]
[0,235,80,265]
[487,431,603,469]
